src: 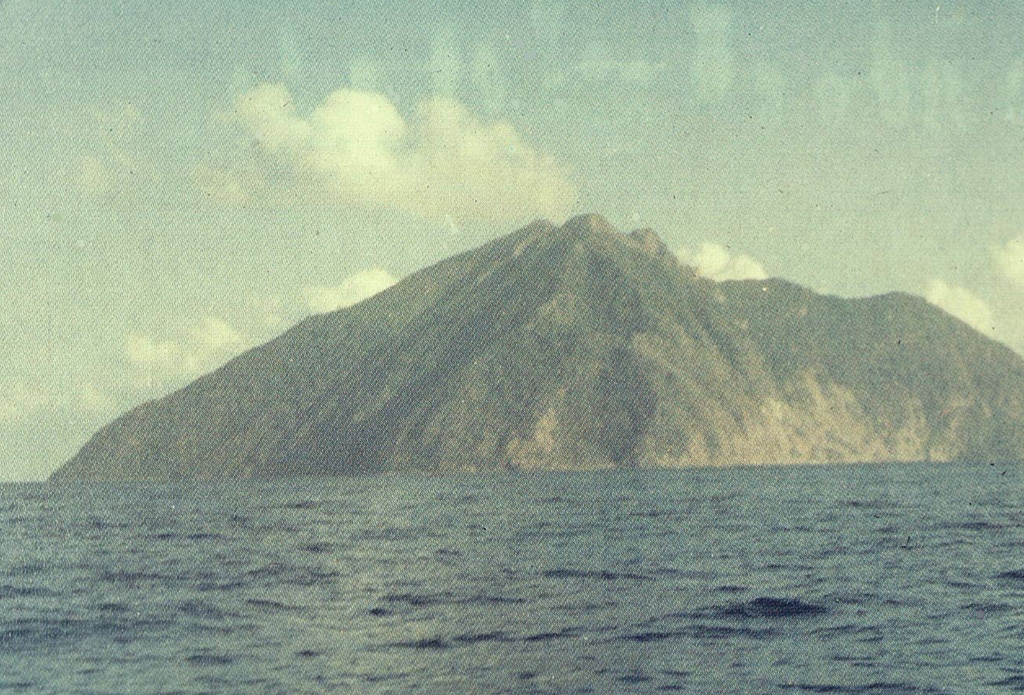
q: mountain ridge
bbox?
[51,214,1024,481]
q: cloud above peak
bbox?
[676,242,768,281]
[228,84,576,223]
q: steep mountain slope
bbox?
[51,214,1024,481]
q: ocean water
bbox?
[2,463,1023,694]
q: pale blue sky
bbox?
[3,0,1024,479]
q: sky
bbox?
[2,0,1024,480]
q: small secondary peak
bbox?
[627,228,673,261]
[522,218,555,233]
[560,213,617,235]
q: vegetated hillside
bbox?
[52,214,1024,481]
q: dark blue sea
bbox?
[2,463,1024,694]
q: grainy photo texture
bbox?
[2,1,1024,693]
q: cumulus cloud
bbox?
[925,280,996,335]
[122,268,399,390]
[676,242,768,281]
[76,382,116,415]
[125,335,181,370]
[125,316,248,387]
[303,268,397,313]
[249,295,288,331]
[192,317,244,352]
[994,236,1024,289]
[228,83,575,222]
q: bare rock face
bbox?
[626,228,674,263]
[52,214,1024,481]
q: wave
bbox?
[714,597,828,619]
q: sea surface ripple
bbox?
[2,463,1023,694]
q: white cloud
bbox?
[125,316,247,387]
[994,236,1024,289]
[125,335,181,369]
[676,242,768,281]
[76,382,116,414]
[249,295,288,330]
[303,268,397,313]
[118,270,398,392]
[120,269,399,392]
[229,83,575,222]
[125,334,188,389]
[192,317,244,352]
[925,279,996,335]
